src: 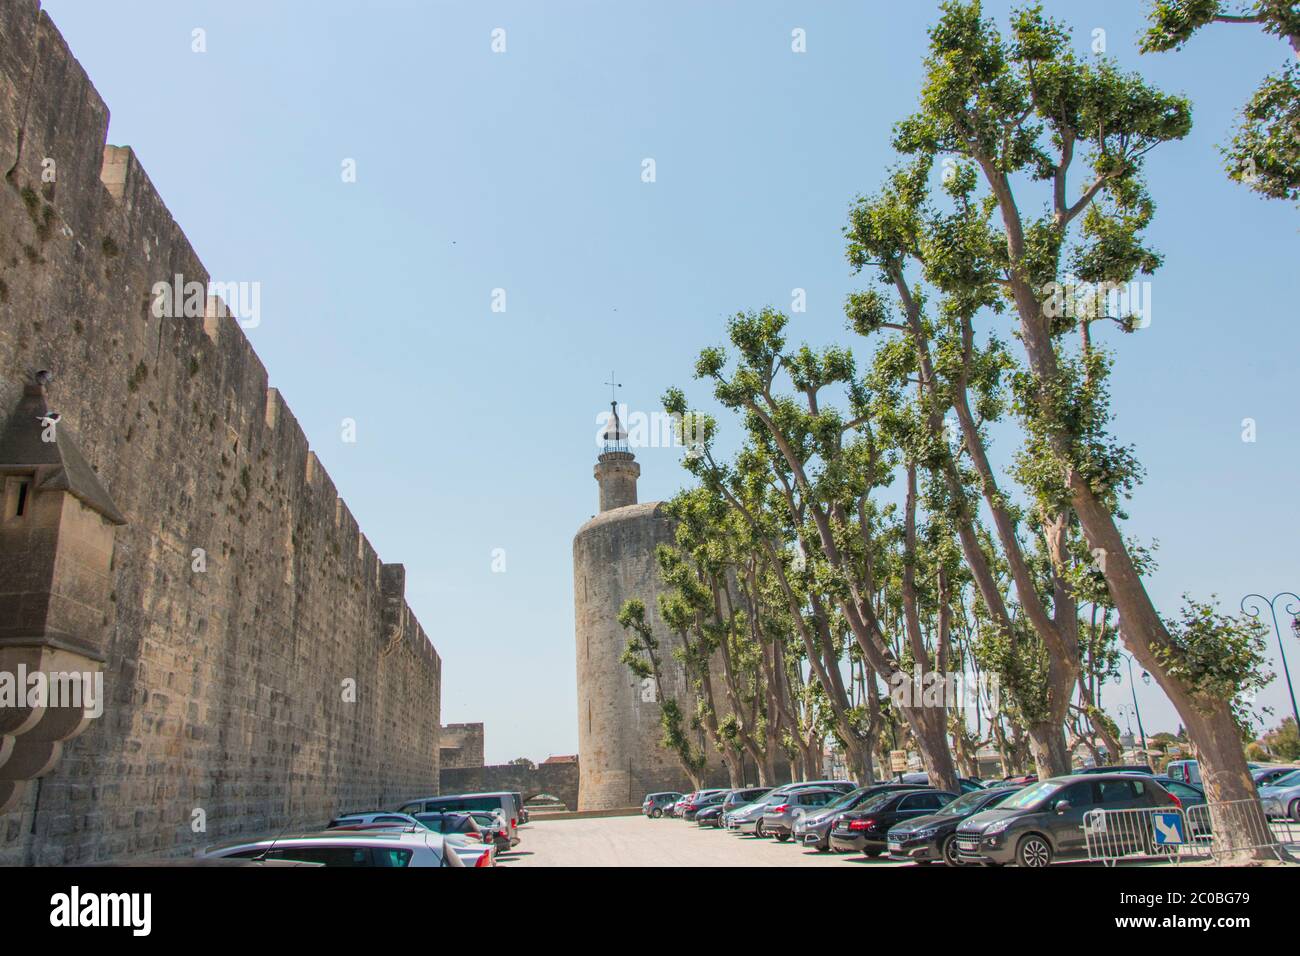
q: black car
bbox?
[885,785,1023,865]
[683,790,728,821]
[792,784,932,851]
[898,773,987,793]
[694,804,725,826]
[829,789,958,856]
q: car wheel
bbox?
[755,821,765,838]
[1015,834,1053,868]
[650,808,661,819]
[775,833,790,842]
[864,850,881,858]
[816,844,830,853]
[942,836,961,867]
[1289,799,1300,824]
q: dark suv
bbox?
[955,773,1177,867]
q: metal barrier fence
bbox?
[1083,807,1177,866]
[1084,800,1299,865]
[1184,799,1299,863]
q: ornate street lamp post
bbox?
[1119,652,1149,757]
[1241,592,1300,733]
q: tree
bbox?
[845,159,1084,778]
[888,1,1273,857]
[670,311,962,794]
[1260,717,1300,760]
[618,598,707,791]
[1142,1,1300,202]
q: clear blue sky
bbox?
[44,0,1299,762]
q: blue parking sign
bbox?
[1152,812,1184,845]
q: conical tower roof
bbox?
[0,384,126,524]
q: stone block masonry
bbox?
[439,722,484,770]
[0,0,441,863]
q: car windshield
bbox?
[994,780,1061,810]
[934,788,1000,817]
[1269,770,1300,788]
[853,791,898,814]
[821,789,865,812]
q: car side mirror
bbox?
[1055,801,1072,814]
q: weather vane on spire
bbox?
[602,372,627,451]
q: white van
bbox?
[398,792,521,846]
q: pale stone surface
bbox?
[573,453,731,811]
[0,0,441,863]
[439,722,484,770]
[501,815,908,867]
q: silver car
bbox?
[1259,769,1300,821]
[399,792,521,846]
[199,829,464,867]
[725,781,855,835]
[760,787,844,841]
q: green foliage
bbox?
[1152,597,1273,735]
[1260,717,1300,760]
[1142,1,1300,203]
[1227,61,1300,202]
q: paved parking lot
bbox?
[499,814,910,867]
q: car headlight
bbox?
[912,828,937,840]
[982,819,1012,835]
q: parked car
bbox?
[1251,765,1298,788]
[792,784,929,851]
[398,792,521,845]
[511,793,529,825]
[955,773,1178,867]
[679,789,730,820]
[694,804,724,826]
[701,788,769,828]
[411,811,488,841]
[463,811,512,853]
[885,785,1023,865]
[760,787,845,841]
[725,782,851,834]
[199,829,464,866]
[1002,774,1037,786]
[641,791,683,819]
[1075,764,1154,776]
[685,790,731,821]
[1259,768,1300,821]
[829,788,958,856]
[327,811,422,829]
[1167,759,1273,789]
[899,773,985,793]
[1141,776,1210,839]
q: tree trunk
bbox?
[721,747,743,788]
[980,157,1274,861]
[906,703,960,792]
[1026,721,1072,779]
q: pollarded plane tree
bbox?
[883,1,1272,855]
[667,405,884,785]
[672,313,962,794]
[1142,0,1300,203]
[844,153,1086,778]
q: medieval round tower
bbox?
[572,401,722,810]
